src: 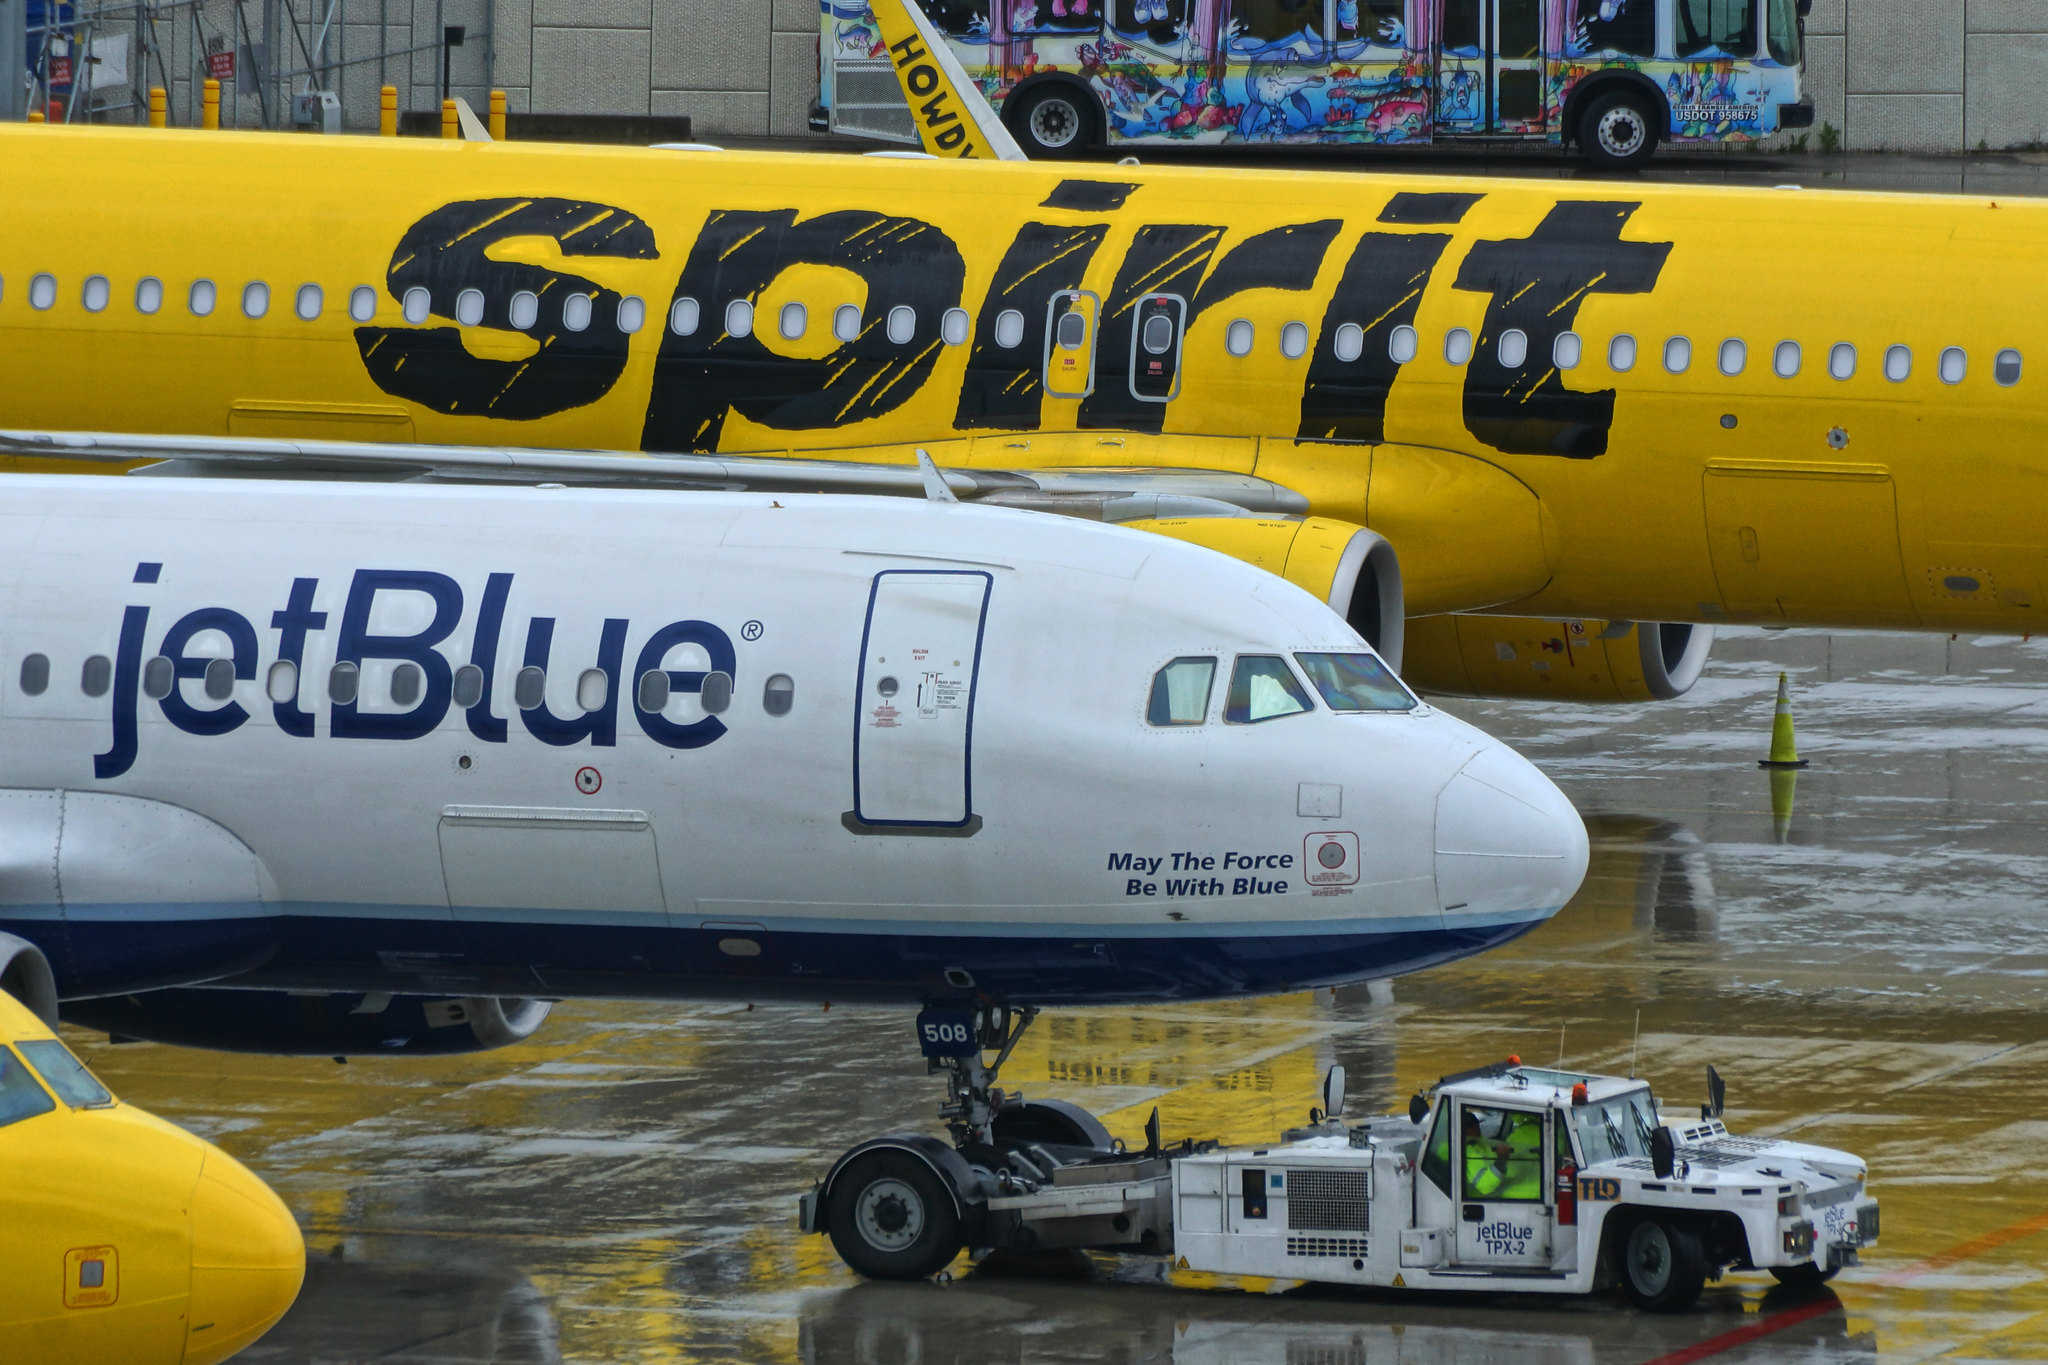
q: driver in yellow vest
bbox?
[1501,1111,1545,1200]
[1463,1110,1506,1198]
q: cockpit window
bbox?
[1147,657,1216,726]
[16,1039,113,1109]
[0,1046,56,1129]
[1295,652,1417,712]
[1225,656,1314,724]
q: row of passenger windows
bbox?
[1147,651,1415,727]
[16,651,798,718]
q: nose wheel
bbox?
[926,1002,1040,1148]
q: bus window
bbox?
[1332,0,1403,48]
[1113,0,1187,39]
[1442,0,1480,55]
[1676,0,1756,60]
[1014,0,1096,35]
[1567,0,1655,58]
[1227,0,1323,52]
[1766,0,1801,64]
[921,0,989,37]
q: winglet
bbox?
[915,449,959,503]
[867,0,1027,160]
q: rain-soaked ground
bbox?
[67,624,2048,1364]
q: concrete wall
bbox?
[1802,0,2048,152]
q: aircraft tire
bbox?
[1008,85,1096,159]
[1619,1214,1707,1312]
[1768,1261,1839,1289]
[825,1150,964,1280]
[1578,89,1659,172]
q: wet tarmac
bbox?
[65,624,2048,1363]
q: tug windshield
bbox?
[1571,1088,1660,1164]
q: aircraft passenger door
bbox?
[851,571,992,831]
[1437,0,1547,136]
[1129,294,1187,402]
[1449,1101,1553,1268]
[1044,291,1100,399]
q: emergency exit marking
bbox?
[574,767,602,795]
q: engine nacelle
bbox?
[62,989,553,1056]
[0,932,59,1027]
[1122,515,1405,668]
[1401,615,1715,703]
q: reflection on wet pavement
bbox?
[69,627,2048,1362]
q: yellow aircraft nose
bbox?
[182,1148,304,1365]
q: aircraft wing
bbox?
[0,428,1306,523]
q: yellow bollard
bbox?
[148,86,167,128]
[27,109,44,123]
[202,78,220,130]
[1757,671,1809,769]
[488,89,506,141]
[379,85,398,137]
[440,98,458,140]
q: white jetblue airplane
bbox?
[0,465,1581,1099]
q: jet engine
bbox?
[1123,515,1405,668]
[1400,615,1715,703]
[0,931,59,1027]
[62,989,554,1057]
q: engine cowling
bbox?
[62,989,553,1056]
[1121,515,1405,668]
[0,932,59,1027]
[1400,615,1715,703]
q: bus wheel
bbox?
[1010,85,1095,158]
[1578,89,1658,171]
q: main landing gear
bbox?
[803,1003,1196,1280]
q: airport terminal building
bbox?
[6,0,2047,153]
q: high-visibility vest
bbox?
[1464,1139,1504,1197]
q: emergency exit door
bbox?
[851,571,992,831]
[1044,290,1100,399]
[1437,0,1547,136]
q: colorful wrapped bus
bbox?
[818,0,1811,168]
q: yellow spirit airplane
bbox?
[0,986,304,1364]
[0,105,2041,703]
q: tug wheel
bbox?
[825,1150,963,1280]
[1769,1261,1839,1289]
[1620,1215,1707,1312]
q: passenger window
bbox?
[1225,319,1254,357]
[1389,324,1418,363]
[887,305,916,344]
[203,658,236,701]
[296,284,323,321]
[1225,655,1313,725]
[942,308,971,345]
[327,661,360,705]
[575,668,608,712]
[81,655,111,698]
[401,287,430,325]
[1444,328,1472,365]
[349,285,376,322]
[1718,338,1745,375]
[1829,342,1857,380]
[1608,333,1636,371]
[780,301,807,339]
[1995,349,2023,386]
[190,279,217,316]
[836,304,864,342]
[1553,331,1581,369]
[136,278,164,314]
[0,1048,56,1130]
[18,653,48,696]
[763,673,795,716]
[29,273,55,310]
[1144,315,1175,353]
[1939,346,1966,385]
[82,275,109,312]
[562,293,593,333]
[701,671,734,713]
[452,664,485,709]
[242,282,270,319]
[142,656,175,700]
[1675,0,1755,60]
[1773,340,1800,377]
[266,659,298,704]
[1460,1105,1547,1202]
[455,289,485,326]
[513,666,546,711]
[637,669,671,712]
[15,1040,111,1108]
[1333,322,1363,363]
[1497,328,1527,367]
[509,291,540,330]
[1884,344,1912,382]
[725,299,754,338]
[617,296,646,333]
[1147,657,1215,726]
[1280,321,1309,359]
[391,662,424,707]
[1293,652,1416,712]
[1229,0,1324,47]
[670,296,701,336]
[1663,336,1691,373]
[1058,312,1087,349]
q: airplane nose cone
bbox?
[1435,743,1588,925]
[183,1149,304,1365]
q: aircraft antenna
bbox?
[1556,1022,1566,1071]
[1629,1010,1641,1079]
[915,449,959,504]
